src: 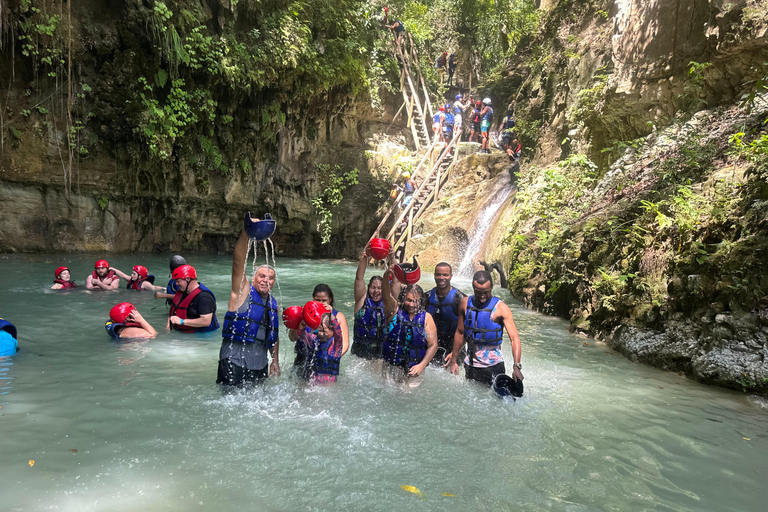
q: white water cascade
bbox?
[456,175,515,278]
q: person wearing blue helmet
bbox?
[453,94,471,140]
[442,103,455,149]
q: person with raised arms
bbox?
[352,243,393,361]
[111,265,164,291]
[167,264,219,333]
[426,262,465,365]
[445,270,524,396]
[216,220,280,386]
[105,302,157,339]
[86,259,120,290]
[51,266,77,289]
[289,302,345,384]
[380,264,438,387]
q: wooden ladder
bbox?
[391,33,433,151]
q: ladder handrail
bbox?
[385,134,459,243]
[393,38,428,141]
[408,33,433,121]
[370,138,440,239]
[388,136,461,253]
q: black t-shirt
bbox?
[186,290,216,319]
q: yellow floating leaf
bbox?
[401,485,425,498]
[743,437,751,441]
[29,460,35,467]
[442,492,457,497]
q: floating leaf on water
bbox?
[442,492,457,497]
[69,449,78,453]
[583,342,590,346]
[29,460,35,467]
[401,485,425,498]
[743,437,751,441]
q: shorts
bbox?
[481,120,490,134]
[465,362,505,387]
[469,122,478,132]
[351,342,382,360]
[216,358,268,386]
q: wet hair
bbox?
[367,276,383,299]
[254,264,276,277]
[313,283,335,308]
[473,270,493,287]
[401,284,426,312]
[435,262,453,274]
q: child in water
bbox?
[292,312,344,384]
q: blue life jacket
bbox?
[454,102,463,116]
[433,112,442,124]
[222,286,278,348]
[104,320,142,340]
[427,287,460,343]
[127,274,155,290]
[353,298,385,349]
[502,115,516,134]
[165,279,180,306]
[464,296,503,347]
[444,112,454,128]
[483,107,494,122]
[382,309,427,368]
[296,310,342,377]
[0,318,18,340]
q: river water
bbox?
[1,253,767,511]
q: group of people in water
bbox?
[4,214,524,397]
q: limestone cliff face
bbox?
[413,0,768,392]
[0,0,402,257]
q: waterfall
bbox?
[457,175,514,278]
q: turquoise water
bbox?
[1,253,767,511]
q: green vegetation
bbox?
[312,164,360,244]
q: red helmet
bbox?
[282,306,304,330]
[384,7,388,11]
[302,301,326,330]
[132,265,149,278]
[367,238,391,261]
[439,106,445,112]
[95,259,109,269]
[55,266,69,278]
[393,256,421,285]
[110,302,135,324]
[171,264,197,280]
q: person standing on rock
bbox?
[446,270,523,395]
[217,223,280,385]
[427,262,465,365]
[453,94,470,142]
[469,100,482,143]
[479,98,494,154]
[86,260,120,290]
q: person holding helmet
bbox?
[445,270,524,395]
[168,264,219,333]
[154,255,188,304]
[289,301,345,384]
[480,97,494,153]
[105,302,157,339]
[86,259,120,290]
[426,262,466,365]
[51,266,77,289]
[380,262,438,387]
[111,265,163,291]
[0,317,18,356]
[217,217,281,386]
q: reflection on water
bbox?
[0,254,767,511]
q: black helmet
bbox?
[169,255,186,271]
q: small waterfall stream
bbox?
[457,175,515,278]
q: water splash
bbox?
[457,177,514,278]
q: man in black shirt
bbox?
[168,264,219,333]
